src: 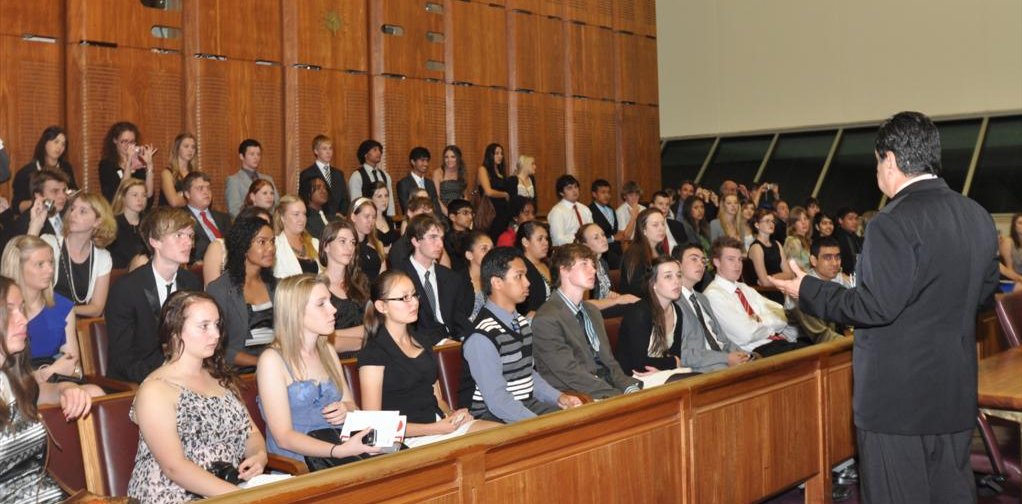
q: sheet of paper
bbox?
[634,367,695,388]
[341,410,407,448]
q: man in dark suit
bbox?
[396,146,441,215]
[182,171,231,264]
[588,179,624,269]
[396,213,473,346]
[774,112,1000,504]
[299,134,348,217]
[832,207,862,275]
[2,169,69,250]
[387,195,438,269]
[532,244,641,399]
[105,207,203,383]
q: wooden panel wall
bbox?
[1,2,659,211]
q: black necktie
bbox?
[423,270,439,320]
[165,283,173,306]
[690,293,721,351]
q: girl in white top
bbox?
[273,195,321,278]
[513,155,536,199]
[35,192,114,318]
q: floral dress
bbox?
[128,380,251,503]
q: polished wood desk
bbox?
[978,346,1022,411]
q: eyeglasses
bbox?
[382,292,420,303]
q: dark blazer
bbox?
[395,173,441,215]
[206,273,276,366]
[299,164,349,217]
[397,257,474,346]
[798,178,999,435]
[832,227,863,275]
[677,291,739,373]
[1,210,57,250]
[189,207,231,264]
[532,294,640,399]
[614,300,682,374]
[105,263,202,382]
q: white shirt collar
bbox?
[893,173,937,196]
[712,274,741,292]
[315,160,330,170]
[409,256,436,280]
[363,163,377,173]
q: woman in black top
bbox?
[476,143,513,241]
[206,216,278,370]
[319,219,370,357]
[350,197,386,283]
[369,181,399,248]
[108,178,148,269]
[615,256,685,374]
[746,208,793,288]
[357,270,498,447]
[513,221,552,318]
[13,126,79,213]
[98,121,155,203]
[158,132,196,208]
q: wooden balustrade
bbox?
[205,338,854,504]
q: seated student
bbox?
[202,206,272,286]
[747,208,794,288]
[1,236,100,395]
[395,214,473,346]
[461,231,493,321]
[37,191,114,318]
[0,276,94,504]
[575,223,639,317]
[369,181,399,249]
[650,191,689,252]
[387,195,436,268]
[358,270,498,448]
[832,207,862,275]
[546,175,592,247]
[349,197,386,284]
[12,126,78,213]
[244,179,277,213]
[182,171,231,265]
[319,219,371,356]
[703,236,807,357]
[226,138,278,218]
[789,237,853,344]
[274,195,321,278]
[588,179,625,269]
[109,178,150,269]
[614,256,686,375]
[675,244,752,373]
[105,207,203,383]
[3,169,69,247]
[495,197,535,248]
[532,244,641,399]
[513,221,552,318]
[619,208,671,297]
[615,181,645,242]
[206,217,277,370]
[257,275,378,468]
[444,198,474,272]
[461,247,582,423]
[129,291,267,502]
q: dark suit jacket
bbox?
[614,299,683,374]
[300,164,349,217]
[532,294,640,399]
[105,263,202,382]
[1,210,57,251]
[396,173,441,215]
[798,178,999,435]
[189,208,231,264]
[397,257,473,346]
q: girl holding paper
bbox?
[257,274,378,469]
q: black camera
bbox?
[207,461,240,485]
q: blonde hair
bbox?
[63,191,117,248]
[513,155,534,176]
[111,177,146,216]
[1,235,55,307]
[274,195,316,259]
[168,132,196,178]
[271,274,346,393]
[717,193,743,240]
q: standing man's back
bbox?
[774,111,999,504]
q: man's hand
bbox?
[771,259,807,300]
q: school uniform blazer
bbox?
[531,295,640,399]
[798,178,999,435]
[676,291,739,373]
[105,263,201,382]
[396,257,474,347]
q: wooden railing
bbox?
[206,338,855,504]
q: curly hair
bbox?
[100,121,140,164]
[225,217,276,292]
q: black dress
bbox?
[484,164,514,241]
[376,216,399,248]
[357,239,383,284]
[108,214,147,269]
[99,158,146,203]
[157,168,185,208]
[748,239,783,276]
[332,293,365,359]
[516,258,551,315]
[357,327,443,424]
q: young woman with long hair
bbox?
[619,208,669,297]
[575,223,639,315]
[614,256,685,374]
[349,197,386,283]
[511,155,537,200]
[98,121,155,202]
[129,291,267,501]
[159,133,197,208]
[710,193,742,242]
[273,195,320,278]
[109,178,149,268]
[433,145,467,213]
[358,270,498,448]
[319,219,371,355]
[747,208,794,288]
[783,206,812,272]
[257,274,378,469]
[477,143,512,239]
[461,230,494,321]
[369,181,398,249]
[201,206,271,286]
[13,126,79,213]
[513,221,551,318]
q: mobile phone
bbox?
[362,428,377,446]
